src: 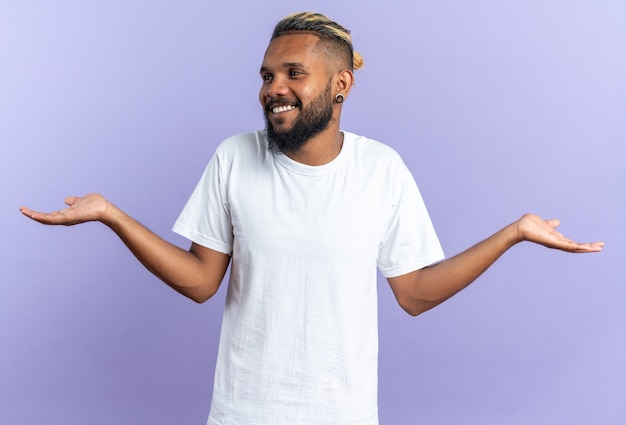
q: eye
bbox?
[289,70,303,78]
[262,73,273,82]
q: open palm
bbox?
[20,193,110,226]
[516,213,604,253]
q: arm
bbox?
[387,214,604,316]
[20,193,231,303]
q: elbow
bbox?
[400,303,426,317]
[172,281,219,304]
[389,270,447,317]
[389,269,444,317]
[404,306,423,317]
[187,285,219,304]
[189,293,211,304]
[397,295,441,317]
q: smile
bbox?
[272,105,297,114]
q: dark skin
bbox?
[260,33,352,165]
[20,33,604,310]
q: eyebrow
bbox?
[259,62,307,74]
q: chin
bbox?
[269,116,291,129]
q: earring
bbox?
[335,93,345,104]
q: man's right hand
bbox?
[20,193,110,226]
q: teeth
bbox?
[272,105,296,113]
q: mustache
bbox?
[264,98,302,112]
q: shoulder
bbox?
[215,130,266,156]
[343,131,405,167]
[210,130,270,168]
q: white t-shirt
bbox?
[173,131,444,425]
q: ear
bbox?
[333,69,354,99]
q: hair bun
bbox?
[353,51,364,71]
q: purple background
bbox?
[1,1,624,424]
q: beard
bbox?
[264,81,334,155]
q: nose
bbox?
[262,76,289,100]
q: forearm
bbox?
[389,221,521,315]
[102,202,228,302]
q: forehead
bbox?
[261,33,324,68]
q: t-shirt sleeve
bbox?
[172,152,233,255]
[377,163,445,278]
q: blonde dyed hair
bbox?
[271,12,364,71]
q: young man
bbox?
[20,12,603,425]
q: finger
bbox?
[19,206,32,217]
[565,241,604,253]
[31,210,60,222]
[20,207,48,220]
[64,196,80,207]
[21,205,68,218]
[582,241,605,252]
[23,210,51,223]
[40,213,75,225]
[22,207,69,225]
[544,218,560,229]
